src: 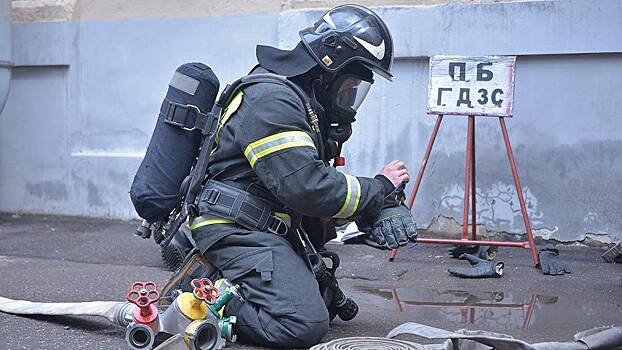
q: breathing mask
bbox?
[325,72,373,126]
[315,64,373,162]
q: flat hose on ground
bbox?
[311,323,622,350]
[309,337,427,350]
[387,322,622,350]
[0,296,134,326]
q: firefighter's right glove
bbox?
[361,205,417,250]
[448,253,504,278]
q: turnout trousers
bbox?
[192,226,330,348]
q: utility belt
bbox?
[190,180,294,236]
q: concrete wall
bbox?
[10,0,531,22]
[0,0,11,113]
[1,0,621,243]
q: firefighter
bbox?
[188,5,416,347]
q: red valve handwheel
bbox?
[191,278,219,305]
[127,281,160,306]
[127,281,160,324]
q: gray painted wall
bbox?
[0,0,11,113]
[1,0,621,242]
[2,15,279,218]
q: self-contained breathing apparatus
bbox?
[130,63,358,322]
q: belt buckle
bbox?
[205,189,220,205]
[268,216,288,236]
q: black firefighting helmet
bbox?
[299,4,394,81]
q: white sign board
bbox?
[427,55,516,117]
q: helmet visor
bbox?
[334,77,372,111]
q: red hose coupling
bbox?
[334,157,346,167]
[127,281,160,324]
[191,278,219,305]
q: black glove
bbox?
[538,245,571,275]
[448,253,504,278]
[357,182,416,250]
[360,205,417,250]
[448,245,497,260]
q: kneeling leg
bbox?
[199,230,329,348]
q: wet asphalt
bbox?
[0,213,620,349]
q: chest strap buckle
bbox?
[266,216,288,236]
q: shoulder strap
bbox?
[165,74,321,238]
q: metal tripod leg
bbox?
[390,115,444,261]
[471,117,477,240]
[407,115,444,209]
[499,117,540,266]
[462,116,474,240]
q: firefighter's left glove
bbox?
[361,205,417,250]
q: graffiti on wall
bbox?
[438,182,544,231]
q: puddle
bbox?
[354,286,620,334]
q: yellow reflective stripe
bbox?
[245,130,313,152]
[274,212,290,219]
[274,212,292,227]
[334,173,361,219]
[215,90,244,144]
[189,218,234,230]
[248,141,313,167]
[244,131,316,168]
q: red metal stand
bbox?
[392,115,539,266]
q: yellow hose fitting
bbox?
[176,292,208,321]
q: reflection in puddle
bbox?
[357,287,562,331]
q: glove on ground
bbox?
[538,245,571,275]
[448,245,497,260]
[448,253,504,278]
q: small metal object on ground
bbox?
[602,242,622,263]
[310,337,425,350]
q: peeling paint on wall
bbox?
[422,214,613,247]
[0,255,16,266]
[438,182,544,229]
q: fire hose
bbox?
[0,277,241,350]
[310,323,622,350]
